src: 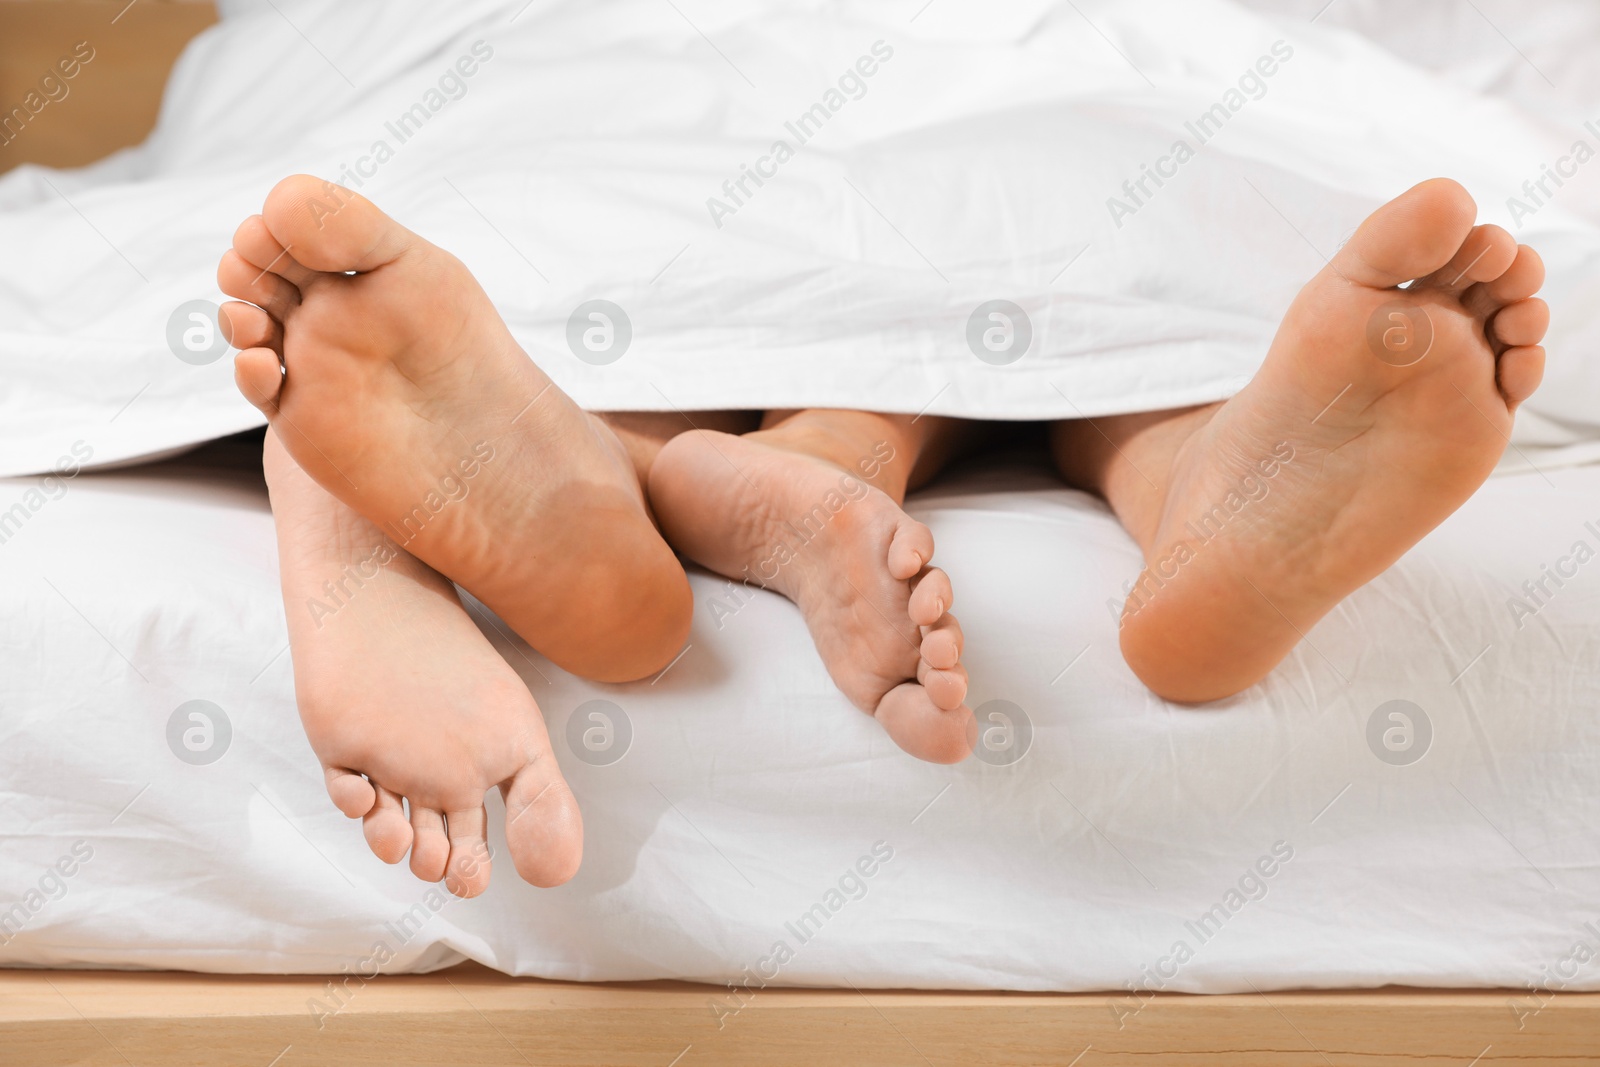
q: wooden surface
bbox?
[4,963,1600,1066]
[0,0,218,173]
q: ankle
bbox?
[750,416,915,501]
[600,411,761,488]
[1055,404,1219,553]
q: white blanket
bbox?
[3,0,1600,476]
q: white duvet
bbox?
[3,0,1600,475]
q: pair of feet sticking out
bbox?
[218,176,1547,895]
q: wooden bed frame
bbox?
[5,963,1599,1066]
[5,4,1596,1064]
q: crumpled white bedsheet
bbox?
[2,0,1600,475]
[1,451,1598,994]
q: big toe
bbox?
[501,756,584,888]
[261,174,416,273]
[1332,178,1478,289]
[876,682,974,764]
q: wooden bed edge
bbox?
[4,962,1599,1066]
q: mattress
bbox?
[2,440,1598,993]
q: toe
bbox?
[875,682,974,764]
[443,804,492,898]
[220,299,284,412]
[1330,178,1477,289]
[232,214,319,288]
[907,567,953,626]
[220,301,281,354]
[408,805,450,883]
[501,752,584,888]
[919,613,963,671]
[1491,298,1550,350]
[362,785,413,864]
[324,766,375,818]
[262,174,418,274]
[1416,223,1516,292]
[887,520,935,581]
[1498,345,1546,408]
[917,659,969,710]
[234,347,284,412]
[1466,245,1546,316]
[218,249,301,320]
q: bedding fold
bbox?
[3,0,1600,474]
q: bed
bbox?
[6,0,1600,1061]
[4,438,1600,1062]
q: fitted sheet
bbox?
[1,447,1597,993]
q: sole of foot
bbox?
[1119,178,1548,702]
[261,430,582,896]
[218,175,690,683]
[648,429,975,763]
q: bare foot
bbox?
[217,176,690,683]
[259,429,582,896]
[648,429,974,763]
[1116,178,1548,702]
